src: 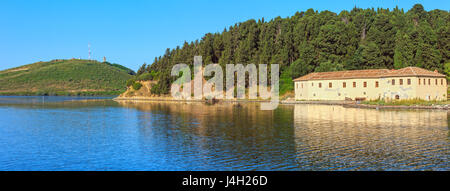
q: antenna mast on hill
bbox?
[88,43,91,60]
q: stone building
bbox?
[293,67,447,101]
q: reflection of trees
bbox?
[116,100,298,170]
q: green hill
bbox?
[0,59,135,96]
[136,4,449,96]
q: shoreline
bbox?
[2,95,447,110]
[113,97,450,110]
[343,103,450,110]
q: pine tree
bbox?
[367,13,396,68]
[137,63,147,76]
[394,31,414,69]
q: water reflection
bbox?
[293,105,449,170]
[117,101,297,170]
[117,101,449,170]
[0,96,447,170]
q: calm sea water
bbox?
[0,96,448,171]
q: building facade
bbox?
[294,67,447,101]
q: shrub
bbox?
[150,83,161,95]
[132,82,142,90]
[136,73,153,81]
[126,79,135,87]
[150,70,160,79]
[280,67,294,95]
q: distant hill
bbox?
[0,59,135,96]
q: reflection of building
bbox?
[292,104,448,170]
[294,104,448,128]
[294,67,447,101]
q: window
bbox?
[399,79,403,85]
[407,79,411,85]
[343,82,346,88]
[428,79,431,85]
[435,79,437,85]
[312,83,314,87]
[423,79,426,85]
[363,82,367,88]
[375,81,379,88]
[329,82,332,88]
[392,79,395,85]
[353,82,356,88]
[319,83,322,88]
[419,78,421,85]
[441,79,443,85]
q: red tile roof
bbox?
[293,67,446,81]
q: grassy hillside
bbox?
[0,59,134,96]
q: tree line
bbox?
[136,4,449,95]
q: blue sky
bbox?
[0,0,448,71]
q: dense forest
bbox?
[134,4,449,95]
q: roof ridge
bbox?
[409,66,417,75]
